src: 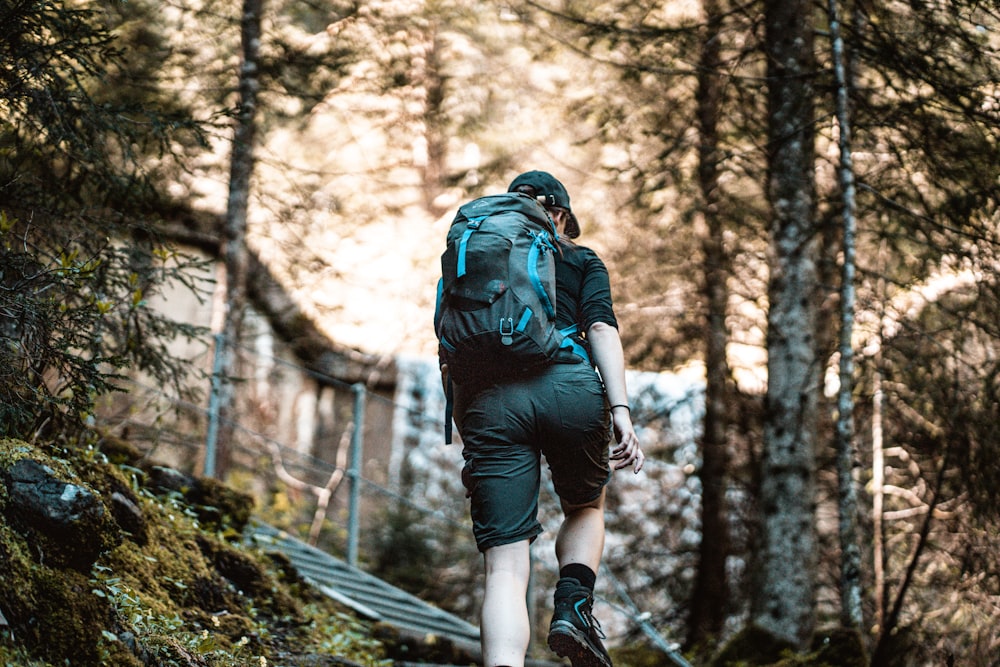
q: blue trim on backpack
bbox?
[559,324,590,364]
[527,234,556,319]
[516,308,532,332]
[456,217,485,278]
[434,278,444,337]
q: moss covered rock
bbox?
[2,451,120,571]
[0,438,386,667]
[711,625,798,666]
[710,624,870,667]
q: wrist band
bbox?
[610,404,630,412]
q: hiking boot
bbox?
[547,577,612,667]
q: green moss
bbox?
[188,476,255,534]
[0,522,139,666]
[710,624,870,667]
[0,438,34,467]
[1,438,389,666]
[812,627,868,666]
[0,639,50,667]
[196,534,301,616]
[711,625,798,666]
[612,643,693,667]
[93,432,144,466]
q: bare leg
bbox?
[555,488,606,572]
[548,488,613,667]
[481,539,531,667]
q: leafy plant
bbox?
[0,0,212,441]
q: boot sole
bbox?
[547,620,612,667]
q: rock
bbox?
[146,465,196,494]
[95,433,143,466]
[189,476,254,533]
[110,490,147,545]
[116,629,154,664]
[1,459,115,570]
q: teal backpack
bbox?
[435,192,578,440]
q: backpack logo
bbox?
[435,192,564,386]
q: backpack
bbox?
[435,192,565,384]
[435,192,573,440]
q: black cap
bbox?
[507,170,580,238]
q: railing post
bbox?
[347,382,366,566]
[204,332,225,478]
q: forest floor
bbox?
[0,435,429,667]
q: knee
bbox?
[560,489,606,516]
[484,540,531,578]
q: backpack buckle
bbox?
[499,317,514,346]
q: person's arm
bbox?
[588,321,644,473]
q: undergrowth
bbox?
[0,437,389,667]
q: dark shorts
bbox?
[453,362,611,552]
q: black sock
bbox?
[560,564,596,590]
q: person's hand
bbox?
[610,408,644,473]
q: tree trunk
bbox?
[417,26,449,215]
[751,0,820,649]
[212,0,263,478]
[827,0,864,631]
[687,0,730,649]
[871,366,886,631]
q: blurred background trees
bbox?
[2,0,999,664]
[0,0,210,438]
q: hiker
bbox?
[444,171,644,667]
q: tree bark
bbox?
[827,0,864,631]
[212,0,263,478]
[420,27,448,214]
[687,0,730,648]
[871,366,886,631]
[751,0,820,649]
